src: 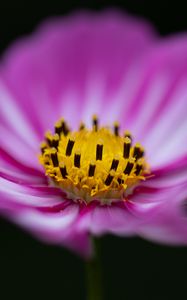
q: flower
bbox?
[0,11,187,258]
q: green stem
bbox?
[85,238,103,300]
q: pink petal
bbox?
[0,10,156,141]
[0,124,41,170]
[0,82,40,147]
[0,147,45,181]
[118,35,187,167]
[137,182,187,245]
[76,178,187,241]
[5,203,92,258]
[77,201,144,236]
[0,176,92,257]
[142,154,187,190]
[0,176,65,208]
[0,166,45,185]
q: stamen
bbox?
[74,152,81,168]
[124,159,134,175]
[44,155,50,165]
[117,178,124,184]
[51,148,58,167]
[133,143,144,160]
[114,122,119,136]
[55,119,69,136]
[123,137,131,159]
[66,138,75,156]
[55,121,63,135]
[135,162,143,176]
[139,149,144,158]
[124,130,132,140]
[105,171,115,186]
[79,122,85,131]
[51,134,59,149]
[110,158,119,171]
[96,143,103,160]
[92,115,98,131]
[59,162,68,178]
[40,142,47,154]
[61,120,69,136]
[45,131,53,147]
[88,163,96,177]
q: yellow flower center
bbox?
[39,116,149,204]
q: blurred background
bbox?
[0,1,187,300]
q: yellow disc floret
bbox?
[39,115,149,204]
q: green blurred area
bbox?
[0,217,186,300]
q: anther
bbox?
[92,115,98,131]
[66,138,75,156]
[124,130,132,140]
[135,163,143,176]
[55,119,69,136]
[123,137,131,159]
[96,143,103,160]
[105,171,115,186]
[139,149,144,159]
[117,178,124,184]
[45,131,53,147]
[114,122,119,136]
[74,152,81,168]
[133,144,144,160]
[124,160,134,175]
[110,159,119,171]
[59,162,68,179]
[61,120,69,136]
[40,142,47,154]
[50,148,58,167]
[79,122,85,131]
[55,121,63,135]
[88,164,96,177]
[51,134,59,149]
[44,155,50,165]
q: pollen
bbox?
[39,116,150,204]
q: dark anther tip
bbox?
[110,159,119,171]
[105,174,114,186]
[88,164,96,177]
[92,115,99,131]
[96,144,103,160]
[66,139,75,156]
[74,153,81,168]
[124,161,134,175]
[51,151,58,167]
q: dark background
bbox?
[0,1,187,300]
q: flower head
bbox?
[39,115,149,203]
[0,11,187,258]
